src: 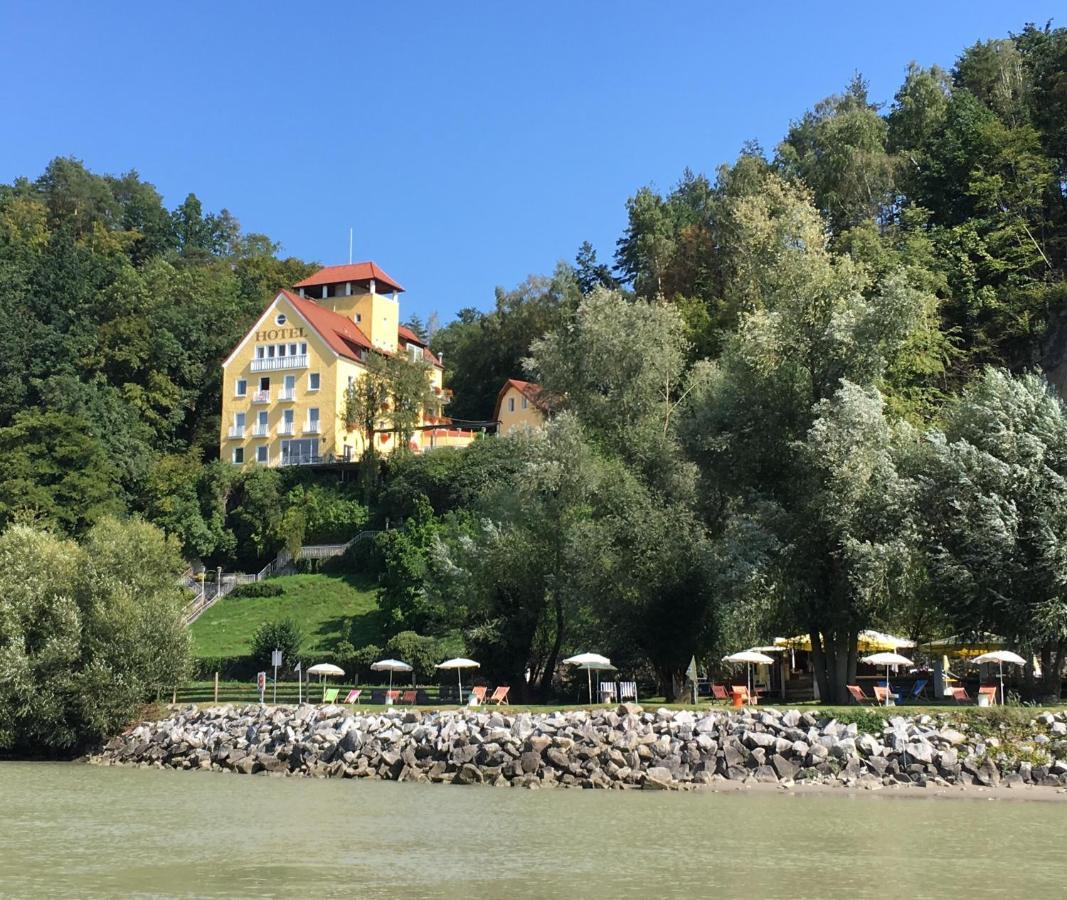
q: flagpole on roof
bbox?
[348,227,353,264]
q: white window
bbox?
[267,345,276,358]
[283,408,294,426]
[522,397,528,409]
[356,313,362,323]
[508,397,515,413]
[257,445,268,464]
[275,313,287,326]
[282,374,296,399]
[233,447,244,464]
[258,411,268,427]
[300,342,307,355]
[256,346,265,359]
[309,372,320,391]
[236,378,247,397]
[235,412,246,428]
[307,408,320,432]
[289,343,298,356]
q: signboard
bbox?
[271,649,283,668]
[257,671,267,704]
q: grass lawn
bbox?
[189,574,385,658]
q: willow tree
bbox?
[680,173,929,703]
[913,368,1067,698]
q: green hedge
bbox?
[228,582,285,599]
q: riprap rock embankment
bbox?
[92,704,1067,791]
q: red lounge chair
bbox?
[401,690,417,705]
[847,684,874,705]
[470,686,488,705]
[385,689,400,704]
[951,686,972,704]
[489,686,510,705]
[711,683,730,703]
[342,689,362,705]
[873,685,899,705]
[978,685,999,706]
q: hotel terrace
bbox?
[220,262,475,466]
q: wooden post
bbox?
[214,671,219,704]
[171,686,176,705]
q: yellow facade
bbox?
[220,289,452,467]
[496,383,546,433]
[318,289,399,354]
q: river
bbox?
[1,763,1065,898]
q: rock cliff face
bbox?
[92,704,1067,791]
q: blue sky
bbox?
[1,2,1061,323]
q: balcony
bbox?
[252,425,270,437]
[279,388,296,401]
[303,423,322,435]
[252,390,270,404]
[251,354,309,373]
[227,426,245,439]
[278,422,295,435]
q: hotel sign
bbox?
[255,326,306,342]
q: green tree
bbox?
[0,518,190,753]
[249,618,304,670]
[679,174,928,702]
[912,368,1067,697]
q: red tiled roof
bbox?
[397,324,426,346]
[294,262,404,293]
[280,289,372,362]
[278,289,444,369]
[493,378,548,421]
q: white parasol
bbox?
[861,652,913,706]
[564,653,613,704]
[370,658,414,691]
[972,650,1026,705]
[436,657,480,704]
[723,651,776,702]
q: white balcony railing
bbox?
[252,425,270,437]
[303,423,322,434]
[252,390,270,403]
[251,355,309,373]
[227,426,245,438]
[278,422,295,435]
[279,388,296,401]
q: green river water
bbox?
[1,762,1065,898]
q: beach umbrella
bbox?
[972,650,1026,705]
[307,662,344,701]
[370,658,414,691]
[861,652,913,706]
[564,653,612,704]
[436,657,480,704]
[723,650,775,702]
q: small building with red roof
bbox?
[220,262,475,466]
[493,378,549,433]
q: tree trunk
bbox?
[809,628,854,704]
[1039,640,1065,701]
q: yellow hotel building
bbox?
[220,262,472,466]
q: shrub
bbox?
[385,631,443,681]
[0,518,190,754]
[249,618,303,670]
[229,581,284,599]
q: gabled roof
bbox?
[493,378,548,421]
[280,289,372,362]
[278,289,444,369]
[294,262,404,293]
